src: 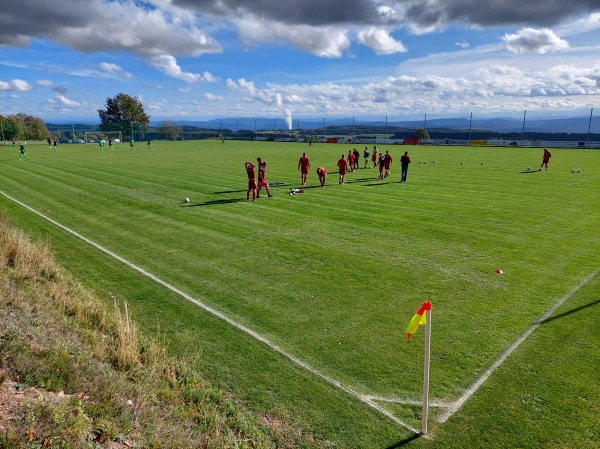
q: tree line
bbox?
[5,92,599,143]
[0,113,50,142]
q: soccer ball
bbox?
[184,197,190,203]
[577,169,581,173]
[571,169,575,173]
[480,162,485,165]
[460,162,464,165]
[528,167,531,171]
[423,161,427,164]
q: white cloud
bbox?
[36,79,53,87]
[0,79,32,91]
[202,71,219,83]
[455,40,470,49]
[50,95,81,107]
[232,16,350,57]
[98,62,122,72]
[503,28,570,54]
[227,78,257,95]
[203,93,224,101]
[145,55,203,83]
[357,28,407,55]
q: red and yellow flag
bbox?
[406,301,432,339]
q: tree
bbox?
[98,93,150,140]
[157,119,180,141]
[17,113,50,140]
[0,116,23,141]
[413,128,430,140]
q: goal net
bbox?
[84,131,122,144]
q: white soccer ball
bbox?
[577,169,581,173]
[571,169,575,173]
[460,162,464,165]
[480,162,485,165]
[184,197,190,203]
[423,161,427,164]
[528,167,531,171]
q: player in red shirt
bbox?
[298,153,310,185]
[256,157,273,198]
[539,148,552,171]
[245,161,257,201]
[347,150,355,172]
[383,150,393,178]
[316,167,327,186]
[371,146,378,169]
[337,155,348,184]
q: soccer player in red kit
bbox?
[348,150,355,172]
[383,150,393,178]
[256,157,273,198]
[245,161,257,201]
[539,148,552,171]
[316,167,327,186]
[298,152,310,185]
[337,155,348,184]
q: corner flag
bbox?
[406,301,432,339]
[406,301,433,434]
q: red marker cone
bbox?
[494,269,503,274]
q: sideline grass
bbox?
[1,140,598,447]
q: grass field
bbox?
[1,139,599,448]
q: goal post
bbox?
[84,131,122,144]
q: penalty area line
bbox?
[438,267,600,423]
[0,190,421,435]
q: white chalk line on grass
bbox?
[1,191,421,434]
[365,395,451,409]
[438,267,600,423]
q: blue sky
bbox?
[1,0,599,127]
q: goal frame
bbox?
[84,131,122,144]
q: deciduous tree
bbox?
[98,93,150,140]
[157,119,180,141]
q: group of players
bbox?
[245,146,413,200]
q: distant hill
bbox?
[45,114,598,136]
[147,115,597,134]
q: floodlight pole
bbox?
[468,112,473,143]
[0,121,5,145]
[521,110,526,143]
[587,108,594,143]
[385,115,388,139]
[422,308,432,434]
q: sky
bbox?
[1,0,599,128]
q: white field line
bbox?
[438,267,600,423]
[365,395,451,408]
[1,191,421,434]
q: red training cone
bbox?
[494,269,503,274]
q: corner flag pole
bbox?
[422,307,432,434]
[405,301,432,434]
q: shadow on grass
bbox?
[385,433,422,448]
[538,298,600,324]
[181,198,246,207]
[213,189,246,194]
[520,170,540,174]
[214,183,288,195]
[363,180,403,186]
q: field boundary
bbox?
[4,188,596,437]
[438,266,600,423]
[0,190,422,434]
